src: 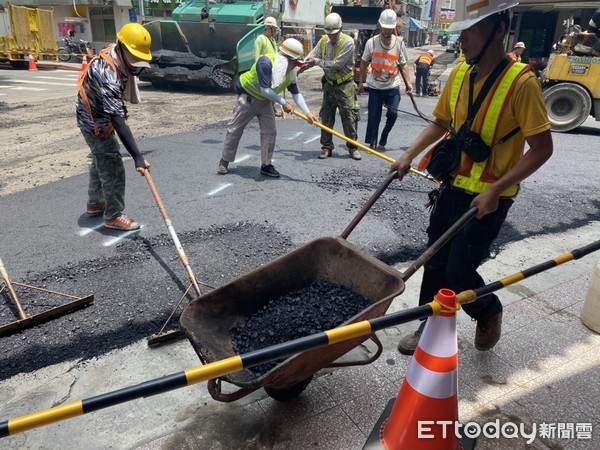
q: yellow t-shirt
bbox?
[433,63,550,180]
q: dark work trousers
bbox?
[83,131,126,221]
[415,68,430,96]
[418,186,514,322]
[364,86,400,148]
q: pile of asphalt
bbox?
[232,282,372,377]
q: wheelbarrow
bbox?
[180,173,475,402]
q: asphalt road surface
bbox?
[1,91,599,383]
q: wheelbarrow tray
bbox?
[180,236,405,393]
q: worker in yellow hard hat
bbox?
[392,0,553,355]
[76,22,153,231]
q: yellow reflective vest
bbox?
[240,53,292,100]
[449,61,532,198]
[319,33,354,85]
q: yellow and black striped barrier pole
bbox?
[456,239,600,306]
[2,239,599,438]
[0,304,434,438]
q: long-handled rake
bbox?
[143,169,213,346]
[0,257,93,338]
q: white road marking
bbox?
[11,79,75,87]
[285,132,304,140]
[35,76,78,81]
[78,224,104,236]
[102,227,143,247]
[1,86,46,91]
[208,183,233,196]
[302,135,320,144]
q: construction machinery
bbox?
[139,0,268,89]
[541,30,600,133]
[0,4,58,68]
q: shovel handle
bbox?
[292,110,437,184]
[0,258,27,320]
[143,170,202,298]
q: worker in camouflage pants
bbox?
[306,13,361,160]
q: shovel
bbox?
[292,110,439,184]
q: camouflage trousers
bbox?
[319,80,360,152]
[83,131,126,221]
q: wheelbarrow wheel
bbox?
[264,375,313,402]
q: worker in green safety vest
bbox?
[306,12,361,160]
[254,16,279,61]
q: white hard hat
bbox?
[379,9,397,30]
[448,0,518,32]
[264,16,279,30]
[427,49,434,55]
[514,41,526,49]
[324,13,343,34]
[279,38,305,62]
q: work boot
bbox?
[260,164,280,178]
[319,148,332,159]
[397,321,426,355]
[217,159,228,175]
[474,312,503,351]
[349,149,362,160]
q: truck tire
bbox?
[543,83,591,133]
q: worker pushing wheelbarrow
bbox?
[180,172,477,402]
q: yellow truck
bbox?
[541,32,600,132]
[0,4,58,68]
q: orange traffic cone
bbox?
[81,55,88,72]
[28,54,38,71]
[381,289,461,449]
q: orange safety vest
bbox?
[77,45,124,138]
[417,53,434,66]
[507,51,520,62]
[450,61,532,197]
[370,35,402,81]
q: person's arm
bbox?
[472,130,552,218]
[287,80,318,123]
[400,62,413,94]
[111,115,150,173]
[358,39,372,93]
[389,117,450,179]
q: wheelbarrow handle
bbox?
[340,171,397,240]
[291,110,437,184]
[401,206,478,280]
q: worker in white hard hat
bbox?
[255,16,279,60]
[359,8,413,151]
[218,38,318,178]
[76,23,152,231]
[391,0,553,356]
[306,12,361,160]
[413,49,436,97]
[507,41,526,62]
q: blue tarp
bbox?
[409,18,426,30]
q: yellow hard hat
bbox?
[117,23,152,62]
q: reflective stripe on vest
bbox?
[418,53,434,65]
[370,36,401,80]
[450,61,530,198]
[320,34,353,85]
[240,53,291,100]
